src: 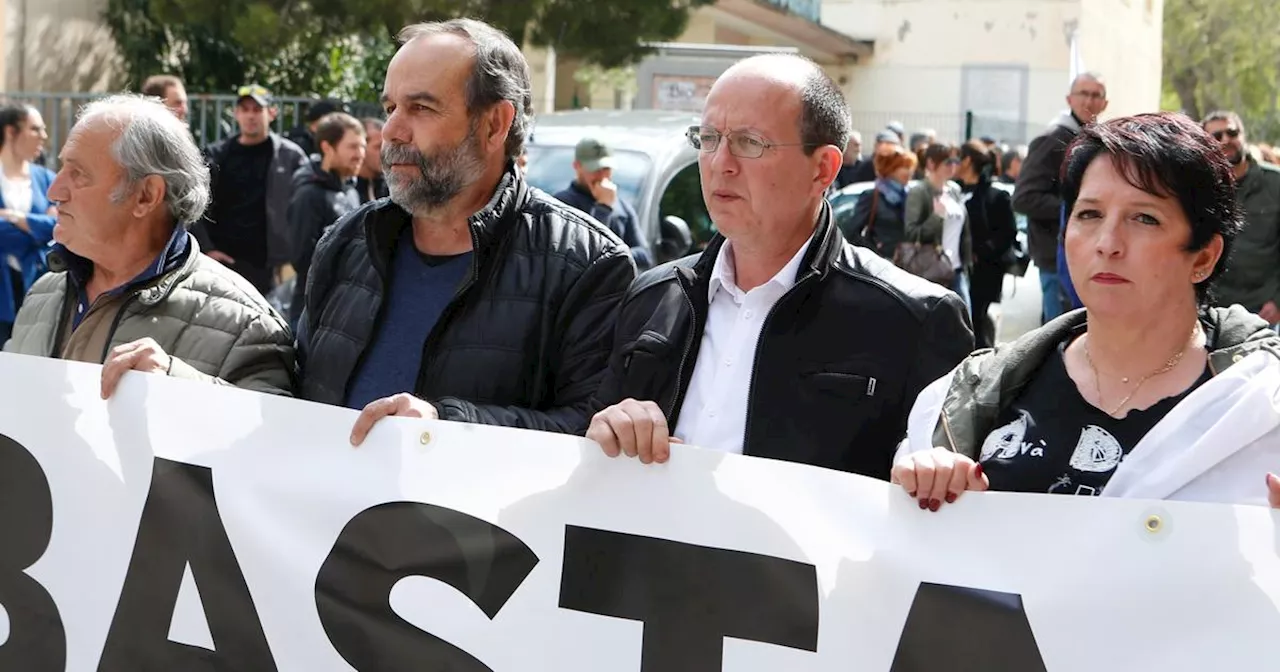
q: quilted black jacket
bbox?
[593,202,974,480]
[296,167,637,433]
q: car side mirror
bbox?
[658,215,694,263]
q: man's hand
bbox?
[350,393,439,447]
[1267,473,1280,508]
[101,338,173,399]
[586,398,679,465]
[1261,301,1280,325]
[589,178,618,208]
[276,264,296,285]
[206,250,236,265]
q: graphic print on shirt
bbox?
[1067,425,1124,473]
[980,410,1030,461]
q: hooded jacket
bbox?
[287,159,360,320]
[901,306,1280,505]
[1012,111,1082,270]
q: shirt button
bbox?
[724,358,733,367]
[743,309,754,319]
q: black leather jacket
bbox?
[296,167,637,433]
[593,202,974,479]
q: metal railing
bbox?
[2,92,383,168]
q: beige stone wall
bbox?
[5,0,119,92]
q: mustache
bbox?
[381,142,424,167]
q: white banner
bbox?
[0,352,1277,670]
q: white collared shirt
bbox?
[673,235,814,454]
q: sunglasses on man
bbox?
[1212,128,1241,141]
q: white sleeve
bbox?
[893,369,957,465]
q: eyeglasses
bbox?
[237,85,269,98]
[1211,128,1241,141]
[686,126,807,159]
[1071,90,1107,101]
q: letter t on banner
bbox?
[559,526,819,670]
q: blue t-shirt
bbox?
[344,230,473,410]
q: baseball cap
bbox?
[575,137,615,172]
[236,84,273,107]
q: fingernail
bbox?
[945,493,957,504]
[974,463,985,479]
[908,490,917,498]
[918,499,929,510]
[929,499,941,512]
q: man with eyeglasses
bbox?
[1014,72,1108,324]
[192,84,308,295]
[585,54,973,479]
[1202,110,1280,325]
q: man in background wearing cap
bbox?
[193,84,308,294]
[553,137,652,269]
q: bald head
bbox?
[712,53,851,155]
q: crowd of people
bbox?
[1,17,1278,517]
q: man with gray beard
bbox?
[295,18,636,441]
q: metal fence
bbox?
[2,92,384,168]
[850,111,1044,148]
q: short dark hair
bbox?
[314,112,365,152]
[361,117,384,133]
[397,19,533,161]
[922,142,955,169]
[306,98,345,123]
[1061,112,1242,306]
[1201,109,1245,136]
[0,103,32,151]
[141,75,183,99]
[796,59,851,155]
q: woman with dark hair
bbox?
[841,145,917,258]
[905,143,971,308]
[0,103,56,345]
[955,140,1017,347]
[894,112,1280,508]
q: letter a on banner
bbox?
[98,458,277,671]
[889,582,1047,672]
[559,526,819,670]
[0,434,65,671]
[316,502,539,672]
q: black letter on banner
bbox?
[889,582,1047,672]
[559,526,819,670]
[316,502,539,671]
[98,458,276,671]
[0,434,65,669]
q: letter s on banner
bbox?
[559,526,819,670]
[316,502,539,672]
[0,434,65,670]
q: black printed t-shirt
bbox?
[979,335,1210,497]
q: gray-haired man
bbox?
[3,94,295,398]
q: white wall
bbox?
[6,0,118,92]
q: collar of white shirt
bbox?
[707,233,815,305]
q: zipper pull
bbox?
[866,377,877,397]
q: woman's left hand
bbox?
[1267,473,1280,508]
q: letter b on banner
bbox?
[0,434,65,670]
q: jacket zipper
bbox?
[739,270,817,454]
[940,407,959,452]
[411,224,485,396]
[100,294,141,363]
[664,276,699,423]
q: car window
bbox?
[523,145,651,206]
[658,162,715,248]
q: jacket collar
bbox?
[363,162,528,279]
[934,305,1280,454]
[685,199,841,289]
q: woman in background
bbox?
[841,146,917,258]
[0,103,56,345]
[905,143,971,310]
[955,141,1017,347]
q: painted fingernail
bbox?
[974,463,985,479]
[918,499,929,510]
[929,499,941,512]
[945,493,957,504]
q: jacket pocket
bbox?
[803,370,879,399]
[620,330,678,397]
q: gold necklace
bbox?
[1083,324,1199,416]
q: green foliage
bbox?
[1163,0,1280,141]
[105,0,714,102]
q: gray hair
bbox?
[397,19,534,161]
[77,94,210,226]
